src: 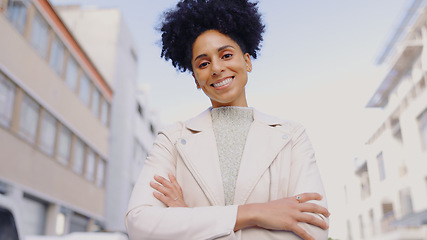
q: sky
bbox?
[51,0,410,238]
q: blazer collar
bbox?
[185,107,286,132]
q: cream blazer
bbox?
[126,109,329,240]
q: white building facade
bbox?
[56,5,159,233]
[344,0,427,239]
[0,0,113,236]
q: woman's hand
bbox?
[150,173,188,207]
[235,193,330,240]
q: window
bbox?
[346,220,352,240]
[72,138,85,175]
[85,150,95,181]
[91,89,100,118]
[358,214,365,239]
[132,140,146,182]
[369,209,375,236]
[65,57,79,92]
[137,103,143,118]
[399,188,414,216]
[78,74,91,106]
[49,36,65,76]
[96,159,105,187]
[100,99,109,126]
[22,195,47,236]
[418,108,427,150]
[377,152,386,181]
[425,177,427,194]
[69,212,88,233]
[6,0,29,34]
[360,171,371,200]
[38,111,56,156]
[150,123,155,135]
[0,75,15,128]
[344,185,348,204]
[57,125,71,166]
[30,12,49,59]
[391,118,403,143]
[19,95,39,143]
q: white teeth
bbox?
[213,77,233,88]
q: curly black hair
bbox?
[159,0,265,72]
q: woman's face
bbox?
[191,30,252,108]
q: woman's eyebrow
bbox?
[218,45,235,52]
[194,54,207,62]
[194,45,236,62]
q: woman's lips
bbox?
[212,77,234,88]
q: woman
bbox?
[126,0,330,239]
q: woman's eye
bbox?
[222,53,232,59]
[198,62,209,68]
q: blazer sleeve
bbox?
[287,123,329,239]
[125,127,239,240]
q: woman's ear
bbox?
[192,73,201,89]
[244,53,252,72]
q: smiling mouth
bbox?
[211,77,234,88]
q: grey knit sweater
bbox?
[211,106,254,205]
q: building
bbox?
[344,0,427,239]
[0,0,112,237]
[55,5,160,232]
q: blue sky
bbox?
[51,0,410,237]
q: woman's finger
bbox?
[298,202,330,218]
[295,192,322,203]
[150,181,170,195]
[154,175,174,189]
[296,212,329,230]
[168,173,183,194]
[292,224,314,240]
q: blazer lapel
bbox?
[175,109,225,206]
[233,110,292,205]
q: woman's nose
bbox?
[211,59,224,76]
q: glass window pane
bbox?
[73,139,85,175]
[30,12,49,59]
[100,99,109,126]
[96,160,105,187]
[377,152,386,181]
[19,95,39,143]
[78,74,91,106]
[22,196,47,236]
[39,111,56,156]
[132,141,146,183]
[0,75,16,128]
[85,150,95,181]
[421,124,427,150]
[57,125,71,165]
[6,0,29,34]
[419,109,427,150]
[65,57,78,92]
[91,89,100,118]
[49,36,65,76]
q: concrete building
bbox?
[344,0,427,239]
[0,0,112,237]
[55,5,160,232]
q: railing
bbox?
[381,211,397,233]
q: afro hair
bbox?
[159,0,265,72]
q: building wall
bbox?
[344,1,427,239]
[0,0,112,236]
[56,6,159,232]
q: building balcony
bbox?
[367,40,423,108]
